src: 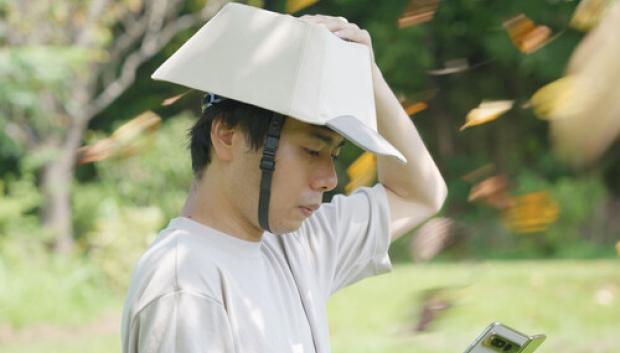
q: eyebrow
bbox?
[309,129,346,148]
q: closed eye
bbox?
[303,146,341,161]
[304,148,321,157]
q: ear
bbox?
[210,119,235,162]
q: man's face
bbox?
[229,118,344,235]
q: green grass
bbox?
[1,260,618,353]
[328,260,620,353]
[0,250,120,329]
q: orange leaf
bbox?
[398,0,438,28]
[503,14,552,54]
[502,192,559,234]
[404,101,428,116]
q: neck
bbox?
[181,170,263,242]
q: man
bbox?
[122,3,446,353]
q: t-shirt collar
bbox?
[168,217,263,256]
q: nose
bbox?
[310,159,338,192]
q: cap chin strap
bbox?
[258,114,285,232]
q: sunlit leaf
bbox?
[398,0,438,28]
[428,58,470,76]
[534,2,620,167]
[503,14,553,54]
[502,191,559,234]
[570,0,614,32]
[345,151,376,194]
[285,0,319,13]
[460,100,513,131]
[162,89,192,106]
[530,76,581,120]
[616,241,620,256]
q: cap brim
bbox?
[327,115,407,164]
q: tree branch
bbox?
[75,0,111,48]
[85,0,231,121]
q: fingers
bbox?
[299,14,353,31]
[333,27,369,43]
[298,14,373,59]
[299,15,361,37]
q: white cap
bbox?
[152,2,406,163]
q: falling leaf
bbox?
[78,111,161,164]
[285,0,319,13]
[162,89,192,106]
[503,14,553,54]
[571,0,614,31]
[345,151,376,194]
[428,58,495,76]
[616,241,620,256]
[428,58,470,76]
[468,175,514,210]
[398,0,438,28]
[462,163,496,183]
[409,217,454,263]
[533,2,620,167]
[531,76,584,120]
[502,191,559,234]
[404,101,428,116]
[460,100,513,131]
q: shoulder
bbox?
[125,227,226,317]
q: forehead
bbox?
[283,118,345,146]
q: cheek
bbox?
[270,167,305,204]
[269,155,311,211]
[228,153,262,215]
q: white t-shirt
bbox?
[121,184,392,353]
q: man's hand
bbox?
[299,15,375,63]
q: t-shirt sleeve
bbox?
[296,184,392,297]
[124,291,236,353]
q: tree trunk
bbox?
[42,152,74,254]
[41,118,87,254]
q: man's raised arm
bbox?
[372,64,448,241]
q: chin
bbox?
[269,219,304,235]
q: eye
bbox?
[304,148,321,157]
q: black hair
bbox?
[188,99,285,178]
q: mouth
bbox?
[298,204,320,217]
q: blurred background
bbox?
[0,0,618,352]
